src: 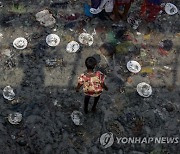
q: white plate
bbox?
[127,60,141,73]
[137,82,152,97]
[3,86,15,101]
[71,110,84,125]
[46,34,60,46]
[13,37,27,49]
[78,33,93,46]
[165,3,178,15]
[8,112,22,125]
[66,41,80,53]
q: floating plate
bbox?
[8,112,22,125]
[71,110,84,125]
[78,33,93,46]
[165,3,178,15]
[66,41,80,53]
[13,37,27,49]
[137,82,152,97]
[127,60,141,73]
[46,34,60,46]
[3,86,15,101]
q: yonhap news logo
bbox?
[99,132,179,148]
[100,132,114,148]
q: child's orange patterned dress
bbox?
[78,71,105,97]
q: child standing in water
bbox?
[76,57,108,114]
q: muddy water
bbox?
[0,0,180,154]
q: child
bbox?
[76,57,108,114]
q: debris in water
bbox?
[99,43,115,57]
[46,34,60,46]
[71,111,84,126]
[8,112,22,125]
[78,33,93,46]
[3,86,15,101]
[137,82,152,97]
[165,3,178,15]
[66,41,80,53]
[13,37,28,50]
[127,60,141,73]
[159,39,173,51]
[35,10,56,27]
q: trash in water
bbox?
[164,102,175,112]
[66,41,80,53]
[53,100,61,107]
[127,60,141,73]
[13,37,28,49]
[140,67,154,74]
[45,58,57,67]
[78,33,93,46]
[99,132,114,148]
[5,58,16,68]
[163,66,172,71]
[137,82,152,97]
[158,47,169,56]
[99,43,115,57]
[8,112,22,125]
[159,39,173,51]
[165,3,178,15]
[46,34,60,46]
[3,86,15,101]
[59,13,80,21]
[35,10,56,27]
[127,14,141,30]
[2,49,12,57]
[71,111,84,126]
[115,41,134,54]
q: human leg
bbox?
[92,95,101,112]
[84,95,91,114]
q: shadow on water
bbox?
[0,1,179,153]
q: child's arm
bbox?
[76,83,83,92]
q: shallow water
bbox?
[0,0,180,153]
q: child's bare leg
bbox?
[92,95,100,112]
[84,95,91,114]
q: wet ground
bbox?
[0,0,180,154]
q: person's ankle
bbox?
[92,107,96,112]
[84,110,88,114]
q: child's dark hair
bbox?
[85,57,97,70]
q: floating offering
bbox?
[137,82,152,97]
[3,86,15,101]
[71,111,84,125]
[78,33,93,46]
[35,10,56,27]
[66,41,80,53]
[46,34,60,46]
[165,3,178,15]
[127,60,141,73]
[8,112,22,125]
[13,37,27,49]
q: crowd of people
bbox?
[79,0,164,114]
[85,0,163,22]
